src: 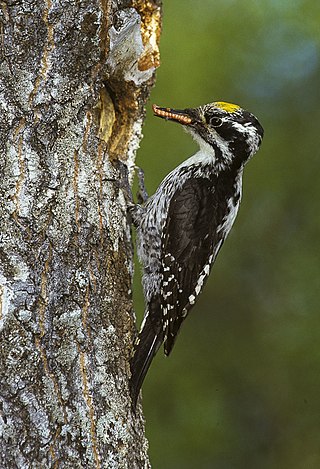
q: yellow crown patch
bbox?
[214,101,241,113]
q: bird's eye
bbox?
[208,116,223,127]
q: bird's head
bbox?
[153,101,264,170]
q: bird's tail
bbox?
[130,304,163,409]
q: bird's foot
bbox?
[135,165,149,204]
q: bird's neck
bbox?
[179,147,239,176]
[186,127,247,173]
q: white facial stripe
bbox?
[232,122,261,155]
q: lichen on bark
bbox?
[0,0,162,467]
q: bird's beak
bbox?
[152,104,194,125]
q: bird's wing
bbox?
[161,176,226,355]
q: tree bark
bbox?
[0,0,161,467]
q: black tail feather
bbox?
[129,312,163,409]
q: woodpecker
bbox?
[129,101,264,407]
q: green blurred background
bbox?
[133,1,320,467]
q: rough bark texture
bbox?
[0,0,161,467]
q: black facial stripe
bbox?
[229,137,251,165]
[213,122,236,142]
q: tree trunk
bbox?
[0,0,161,467]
